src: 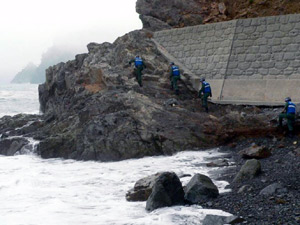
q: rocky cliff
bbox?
[136,0,300,31]
[0,1,295,161]
[35,27,282,161]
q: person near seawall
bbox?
[169,62,181,95]
[129,55,146,87]
[198,78,212,113]
[278,97,296,137]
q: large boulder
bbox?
[233,159,261,183]
[146,172,185,211]
[184,173,219,204]
[126,173,163,201]
[259,183,288,196]
[0,138,29,156]
[202,215,244,225]
[239,145,272,159]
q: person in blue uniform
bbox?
[169,62,181,95]
[129,55,146,87]
[198,78,212,113]
[278,97,296,137]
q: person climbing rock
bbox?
[169,62,181,95]
[198,78,212,113]
[129,55,146,87]
[278,97,296,137]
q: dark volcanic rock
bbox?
[126,173,163,202]
[239,145,272,159]
[139,15,172,32]
[146,172,185,211]
[202,215,244,225]
[206,158,229,167]
[232,159,261,183]
[136,0,203,29]
[184,173,219,204]
[259,183,287,196]
[0,137,29,156]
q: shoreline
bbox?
[203,136,300,224]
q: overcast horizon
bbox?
[0,0,142,84]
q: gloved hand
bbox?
[210,93,212,97]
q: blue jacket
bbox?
[171,66,180,76]
[135,57,143,67]
[287,101,296,114]
[203,81,211,93]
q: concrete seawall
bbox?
[153,14,300,105]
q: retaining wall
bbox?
[153,14,300,104]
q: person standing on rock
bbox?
[278,97,296,137]
[169,62,181,95]
[198,78,212,113]
[129,55,146,87]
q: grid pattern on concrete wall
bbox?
[153,14,300,80]
[153,21,236,79]
[227,14,300,79]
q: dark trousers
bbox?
[135,66,144,86]
[171,76,180,91]
[279,113,295,131]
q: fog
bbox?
[0,0,142,84]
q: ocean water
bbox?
[0,84,232,225]
[0,84,40,117]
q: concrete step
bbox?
[211,100,285,106]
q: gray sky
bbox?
[0,0,141,83]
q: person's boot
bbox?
[287,130,294,138]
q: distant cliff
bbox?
[11,45,77,84]
[11,62,37,83]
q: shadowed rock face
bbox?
[38,29,213,161]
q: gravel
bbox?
[203,136,300,225]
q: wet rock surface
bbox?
[126,172,163,202]
[184,173,219,204]
[0,137,29,156]
[145,172,185,211]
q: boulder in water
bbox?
[126,172,163,202]
[146,172,185,211]
[0,137,29,156]
[184,173,219,204]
